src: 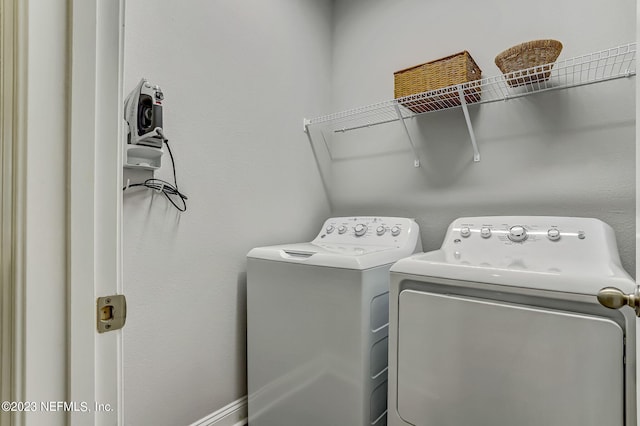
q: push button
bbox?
[547,228,561,241]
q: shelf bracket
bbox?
[320,129,333,160]
[393,104,420,167]
[304,121,334,211]
[457,85,480,162]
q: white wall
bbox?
[122,1,333,425]
[326,0,636,274]
[123,1,635,424]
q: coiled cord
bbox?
[123,139,188,212]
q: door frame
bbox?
[0,0,25,424]
[1,0,125,424]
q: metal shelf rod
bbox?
[334,117,404,133]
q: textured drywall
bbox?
[122,1,332,424]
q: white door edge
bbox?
[68,0,124,425]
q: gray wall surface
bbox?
[122,1,332,425]
[323,0,636,274]
[122,1,636,424]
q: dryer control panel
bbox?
[442,216,623,273]
[314,216,421,249]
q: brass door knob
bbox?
[597,287,640,317]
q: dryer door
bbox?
[397,290,624,426]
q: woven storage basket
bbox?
[495,39,563,87]
[394,51,482,113]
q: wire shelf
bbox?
[306,43,636,134]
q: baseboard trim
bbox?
[188,396,248,426]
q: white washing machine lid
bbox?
[390,216,636,295]
[248,216,421,270]
[249,242,405,270]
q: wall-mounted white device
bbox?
[123,78,165,170]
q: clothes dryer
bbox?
[388,216,636,426]
[247,217,421,426]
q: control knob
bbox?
[338,225,347,234]
[460,227,471,238]
[326,225,335,234]
[480,227,491,238]
[391,226,401,237]
[547,228,561,241]
[354,224,368,237]
[508,225,527,242]
[376,226,386,236]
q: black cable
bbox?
[123,139,188,212]
[164,139,180,193]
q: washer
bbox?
[247,216,422,426]
[388,216,636,426]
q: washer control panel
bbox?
[442,216,620,272]
[315,216,420,248]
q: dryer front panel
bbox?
[397,290,624,426]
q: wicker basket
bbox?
[495,39,563,87]
[394,51,482,113]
